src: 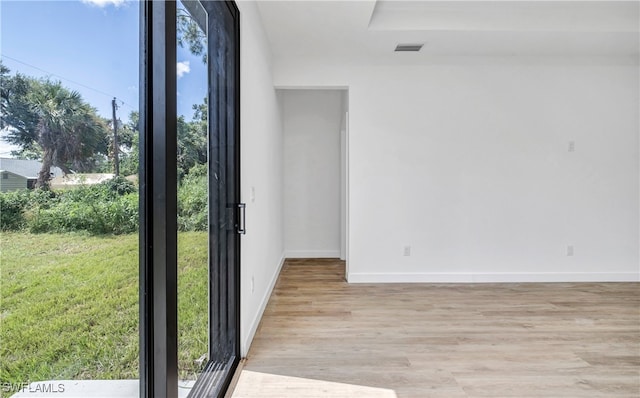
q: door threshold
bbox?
[223,358,246,398]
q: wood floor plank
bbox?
[231,259,640,397]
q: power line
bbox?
[1,54,136,110]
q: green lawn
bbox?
[0,232,208,385]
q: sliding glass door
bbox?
[183,0,241,395]
[140,1,240,397]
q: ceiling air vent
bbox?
[395,44,423,52]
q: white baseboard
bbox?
[347,272,640,283]
[285,250,341,258]
[241,254,285,357]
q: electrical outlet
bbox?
[250,186,256,203]
[567,245,574,256]
[403,246,411,256]
[251,276,255,293]
[568,141,575,152]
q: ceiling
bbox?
[255,0,640,62]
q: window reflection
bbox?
[176,0,209,384]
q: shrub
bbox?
[0,190,29,231]
[0,189,57,231]
[101,175,136,196]
[1,176,139,235]
[29,189,138,235]
[178,164,208,232]
[0,171,207,235]
[96,193,139,234]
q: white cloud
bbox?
[177,61,191,78]
[81,0,127,8]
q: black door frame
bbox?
[139,1,240,397]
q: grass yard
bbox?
[0,231,208,385]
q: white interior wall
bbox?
[235,1,638,361]
[340,91,349,261]
[237,1,284,356]
[274,57,640,282]
[282,90,343,258]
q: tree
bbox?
[1,66,109,188]
[177,115,207,178]
[177,7,206,63]
[175,9,208,179]
[0,63,40,158]
[29,80,110,187]
[118,111,140,177]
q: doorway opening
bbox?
[279,89,349,275]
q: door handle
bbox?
[237,203,246,235]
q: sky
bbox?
[0,0,207,157]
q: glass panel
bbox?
[0,0,140,394]
[205,0,239,368]
[176,0,209,390]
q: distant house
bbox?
[50,173,114,190]
[0,170,28,192]
[0,158,63,192]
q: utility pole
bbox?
[111,97,120,176]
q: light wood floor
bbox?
[231,259,640,397]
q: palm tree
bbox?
[29,80,109,188]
